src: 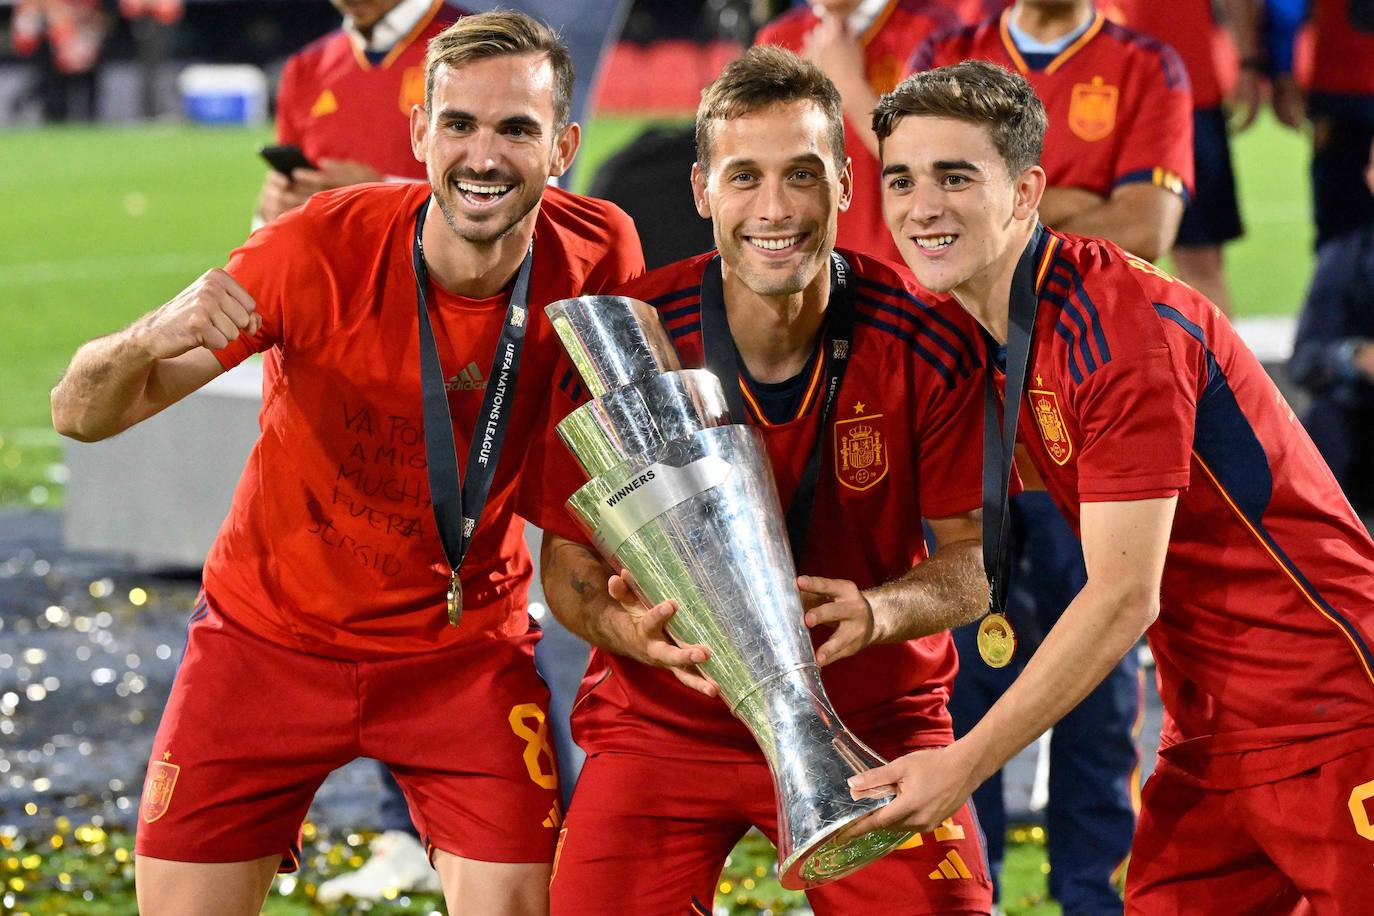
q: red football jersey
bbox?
[522,250,986,761]
[1008,227,1374,789]
[1101,0,1221,109]
[756,1,1001,264]
[274,0,464,180]
[912,9,1194,200]
[1309,0,1374,96]
[209,182,643,660]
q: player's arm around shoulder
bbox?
[51,269,258,442]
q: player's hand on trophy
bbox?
[838,743,977,840]
[606,572,718,697]
[134,269,260,359]
[797,574,876,666]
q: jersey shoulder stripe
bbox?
[1099,20,1191,91]
[853,275,980,374]
[1041,257,1112,384]
[854,311,958,388]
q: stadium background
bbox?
[0,0,1319,913]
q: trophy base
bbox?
[781,818,914,890]
[732,665,917,890]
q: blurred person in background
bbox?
[1290,138,1374,526]
[1266,0,1374,248]
[755,0,1002,264]
[909,2,1193,912]
[119,0,184,120]
[1101,0,1262,314]
[10,0,110,122]
[255,0,466,226]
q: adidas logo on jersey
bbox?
[447,362,486,392]
[928,849,973,881]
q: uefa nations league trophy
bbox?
[545,295,914,889]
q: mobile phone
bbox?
[259,143,317,176]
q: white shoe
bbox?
[316,830,442,903]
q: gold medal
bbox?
[977,612,1016,668]
[446,572,462,627]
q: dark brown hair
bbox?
[873,60,1046,175]
[696,45,846,172]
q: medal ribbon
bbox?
[698,251,856,561]
[412,195,533,625]
[982,224,1049,622]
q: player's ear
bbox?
[410,104,429,164]
[1013,164,1046,221]
[549,121,581,179]
[691,162,712,219]
[837,155,854,214]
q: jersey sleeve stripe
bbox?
[647,286,701,308]
[1115,167,1190,202]
[855,312,957,388]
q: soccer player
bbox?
[910,0,1193,263]
[254,0,469,898]
[1267,0,1374,247]
[851,59,1374,912]
[755,0,1000,264]
[527,46,994,915]
[50,12,642,915]
[1102,0,1261,314]
[909,5,1194,907]
[256,0,465,225]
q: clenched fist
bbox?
[134,268,260,359]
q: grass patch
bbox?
[2,819,1065,915]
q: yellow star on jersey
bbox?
[163,751,171,761]
[853,401,866,414]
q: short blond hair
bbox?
[695,45,845,172]
[874,61,1046,176]
[424,10,574,127]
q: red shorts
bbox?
[1126,745,1374,914]
[135,595,561,870]
[550,749,992,915]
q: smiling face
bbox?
[880,114,1042,300]
[692,99,852,299]
[410,53,578,247]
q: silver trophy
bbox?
[546,296,914,889]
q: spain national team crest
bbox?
[1029,387,1073,465]
[399,66,425,115]
[141,758,180,824]
[1068,77,1118,142]
[835,407,888,491]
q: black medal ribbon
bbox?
[412,195,533,624]
[982,224,1047,617]
[698,251,855,560]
